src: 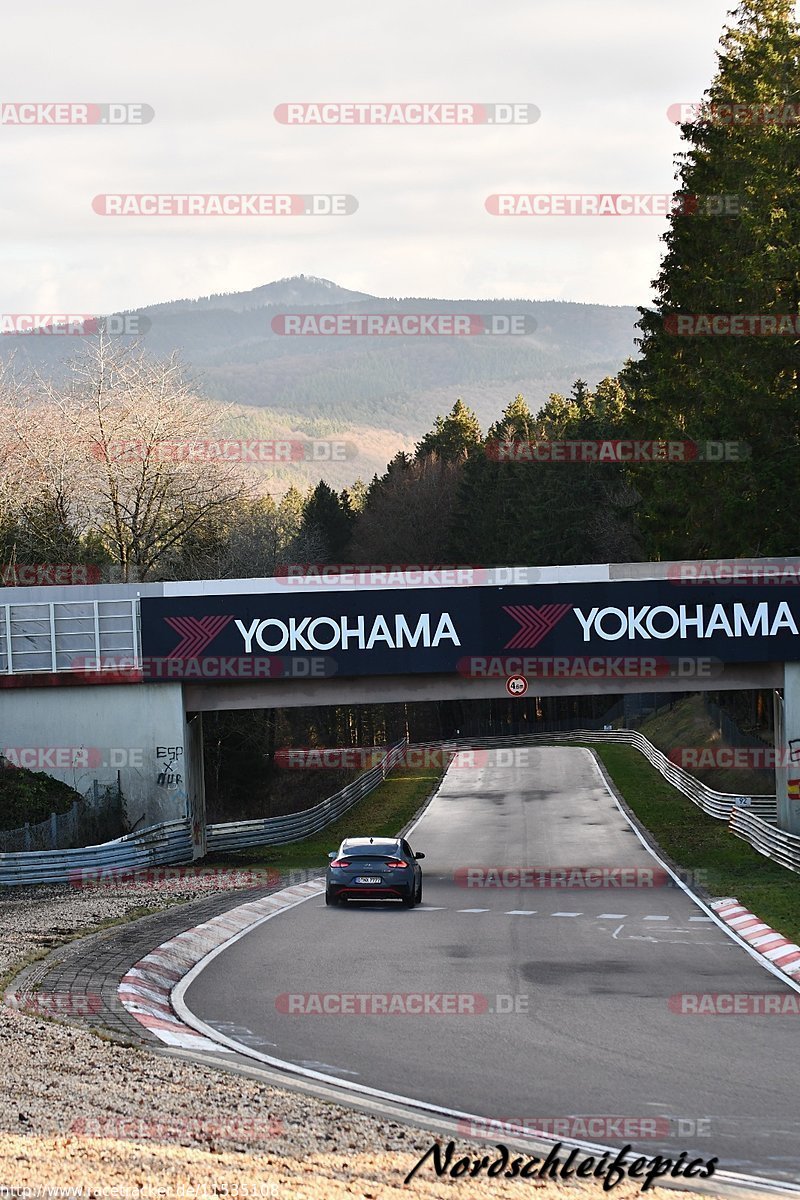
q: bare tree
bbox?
[5,336,255,581]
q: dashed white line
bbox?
[551,911,583,917]
[643,915,671,921]
[458,908,490,913]
[597,913,627,919]
[505,910,537,916]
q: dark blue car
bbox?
[326,836,425,907]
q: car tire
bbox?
[325,890,339,907]
[402,887,416,909]
[415,878,422,904]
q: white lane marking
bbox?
[172,763,800,1200]
[172,882,800,1200]
[505,910,537,916]
[597,913,627,919]
[642,915,670,921]
[688,916,713,922]
[612,924,625,939]
[458,908,489,913]
[297,1061,361,1077]
[583,748,800,994]
[551,911,582,917]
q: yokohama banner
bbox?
[138,580,800,682]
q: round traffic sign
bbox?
[505,674,528,697]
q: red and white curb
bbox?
[119,878,325,1050]
[711,898,800,978]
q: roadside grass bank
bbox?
[637,694,773,797]
[587,742,800,948]
[0,763,81,830]
[201,765,442,876]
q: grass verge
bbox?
[201,765,442,875]
[590,742,800,947]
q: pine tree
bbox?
[623,0,800,557]
[301,480,355,561]
[415,398,483,461]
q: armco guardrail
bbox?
[412,729,777,821]
[0,818,193,887]
[0,739,409,885]
[729,807,800,874]
[205,738,409,854]
[0,730,779,885]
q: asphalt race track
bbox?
[183,747,800,1185]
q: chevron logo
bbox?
[502,603,573,650]
[164,615,234,658]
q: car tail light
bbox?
[385,859,408,868]
[330,859,350,868]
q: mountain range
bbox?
[4,276,643,489]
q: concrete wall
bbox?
[0,682,193,831]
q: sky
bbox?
[1,0,796,313]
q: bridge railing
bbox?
[205,738,408,853]
[0,598,138,675]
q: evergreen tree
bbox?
[623,0,800,557]
[415,398,483,461]
[301,480,355,561]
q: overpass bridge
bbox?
[2,558,799,845]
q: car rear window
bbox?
[343,843,399,858]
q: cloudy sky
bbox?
[1,0,794,313]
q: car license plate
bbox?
[355,876,381,884]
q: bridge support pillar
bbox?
[777,665,800,833]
